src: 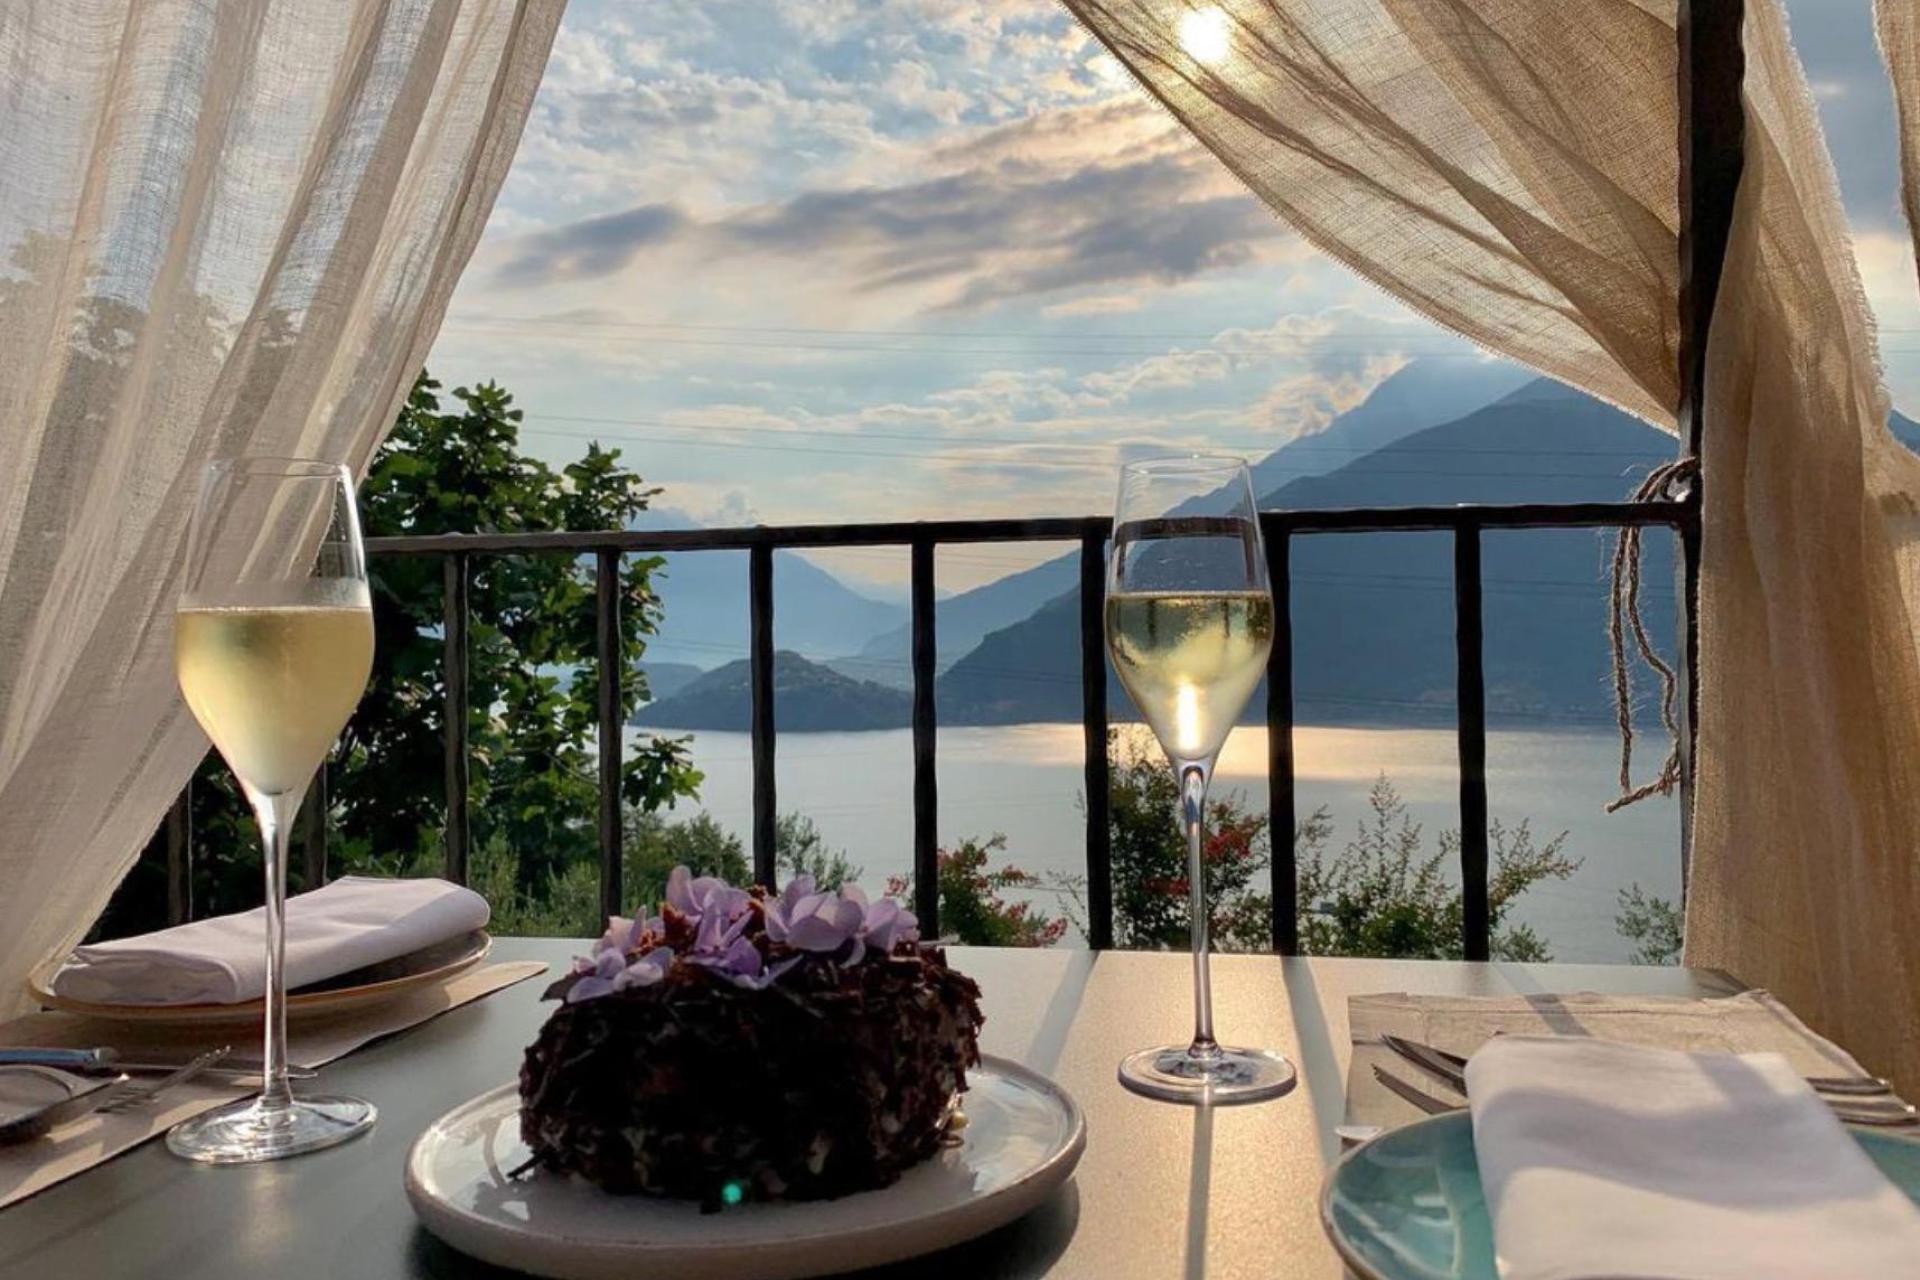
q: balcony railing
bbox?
[159,498,1697,958]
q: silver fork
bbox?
[97,1045,229,1115]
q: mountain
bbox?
[636,650,912,731]
[1892,409,1920,452]
[636,661,703,706]
[938,378,1681,728]
[854,553,1080,683]
[637,510,906,668]
[855,357,1529,681]
[1247,357,1533,494]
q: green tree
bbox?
[341,373,700,890]
[625,809,751,911]
[1103,728,1275,951]
[98,371,702,935]
[774,812,862,890]
[886,836,1070,947]
[1296,775,1580,962]
[1615,882,1684,965]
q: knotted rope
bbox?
[1605,457,1697,812]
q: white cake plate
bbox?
[404,1055,1085,1280]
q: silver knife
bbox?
[1372,1064,1460,1115]
[1379,1033,1471,1094]
[0,1049,313,1080]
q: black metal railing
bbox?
[199,497,1685,960]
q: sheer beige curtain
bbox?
[1065,0,1920,1090]
[0,0,563,1014]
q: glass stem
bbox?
[249,788,302,1113]
[1181,763,1219,1060]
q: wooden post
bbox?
[1674,0,1745,889]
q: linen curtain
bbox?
[0,0,564,1015]
[1064,0,1920,1091]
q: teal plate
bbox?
[1319,1112,1920,1280]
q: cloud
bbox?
[1042,293,1145,317]
[492,204,687,285]
[1784,0,1903,228]
[486,99,1285,310]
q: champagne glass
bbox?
[1106,456,1295,1104]
[166,458,377,1162]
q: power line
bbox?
[529,410,1678,461]
[519,421,1675,480]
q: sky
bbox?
[427,0,1920,595]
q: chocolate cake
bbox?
[518,868,983,1209]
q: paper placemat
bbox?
[1345,989,1867,1130]
[0,960,546,1210]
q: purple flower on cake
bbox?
[590,913,661,958]
[665,866,753,931]
[562,867,921,1004]
[766,875,919,964]
[861,896,917,954]
[566,945,671,1004]
[686,935,803,991]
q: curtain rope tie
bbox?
[1605,456,1698,812]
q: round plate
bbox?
[25,930,492,1027]
[1320,1111,1920,1280]
[405,1056,1086,1280]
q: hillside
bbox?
[938,378,1681,728]
[1247,356,1532,494]
[634,661,702,707]
[854,357,1528,681]
[638,509,906,668]
[636,650,911,731]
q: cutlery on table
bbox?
[0,1047,314,1081]
[1378,1033,1895,1099]
[1371,1061,1919,1128]
[97,1046,230,1115]
[0,1070,128,1144]
[1372,1064,1456,1116]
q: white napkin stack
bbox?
[52,876,490,1005]
[1466,1036,1920,1280]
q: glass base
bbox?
[1118,1044,1297,1105]
[166,1093,376,1164]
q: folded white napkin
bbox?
[1466,1036,1920,1280]
[51,876,490,1005]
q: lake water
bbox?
[628,722,1682,964]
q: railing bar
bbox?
[1454,526,1491,962]
[1266,529,1298,955]
[442,552,471,886]
[1080,533,1113,950]
[363,503,1686,557]
[749,544,778,889]
[166,784,191,926]
[910,539,940,935]
[596,550,624,924]
[1676,500,1703,900]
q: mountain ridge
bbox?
[852,357,1530,680]
[936,377,1681,728]
[637,508,906,668]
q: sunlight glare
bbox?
[1179,7,1233,66]
[1174,682,1203,756]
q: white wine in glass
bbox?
[1106,457,1295,1105]
[167,458,378,1163]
